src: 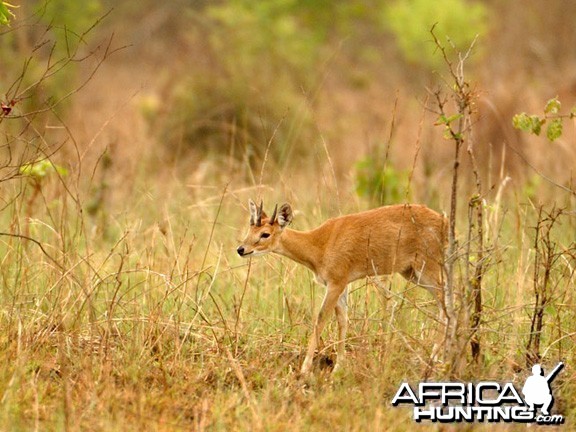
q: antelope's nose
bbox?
[237,246,245,256]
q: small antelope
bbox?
[237,200,447,374]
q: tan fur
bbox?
[238,201,447,374]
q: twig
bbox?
[0,232,63,271]
[505,141,576,197]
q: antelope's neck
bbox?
[276,228,322,273]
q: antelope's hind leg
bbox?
[301,282,346,375]
[401,264,447,364]
[333,287,348,373]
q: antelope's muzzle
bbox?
[237,245,251,256]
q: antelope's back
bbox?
[325,204,447,277]
[384,204,446,270]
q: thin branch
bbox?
[0,232,64,272]
[505,141,576,197]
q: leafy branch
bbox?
[428,24,486,375]
[512,97,576,141]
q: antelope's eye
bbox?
[260,232,271,239]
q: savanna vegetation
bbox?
[1,1,575,430]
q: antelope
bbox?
[237,200,448,374]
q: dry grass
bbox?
[1,167,575,431]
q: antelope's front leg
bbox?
[301,283,345,375]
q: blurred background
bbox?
[2,0,576,211]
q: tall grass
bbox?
[1,157,575,430]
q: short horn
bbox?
[256,200,263,226]
[269,204,278,225]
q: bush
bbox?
[149,0,342,166]
[354,156,409,205]
[383,0,487,68]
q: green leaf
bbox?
[0,1,16,26]
[546,118,563,141]
[446,113,463,124]
[544,97,561,115]
[512,113,532,132]
[55,165,69,177]
[437,113,464,126]
[19,160,68,179]
[513,113,546,136]
[0,5,10,25]
[530,115,544,136]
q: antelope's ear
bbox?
[248,199,258,225]
[277,203,293,228]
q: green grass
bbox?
[0,171,575,431]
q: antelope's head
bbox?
[237,199,293,257]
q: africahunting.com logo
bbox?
[392,362,564,425]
